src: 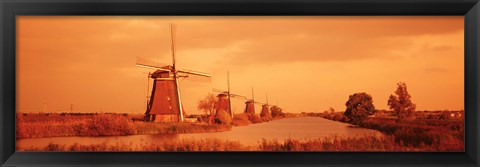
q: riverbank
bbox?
[21,135,457,151]
[16,113,231,139]
[16,112,297,139]
[310,112,464,151]
[358,118,463,150]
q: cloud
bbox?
[169,16,463,66]
[18,16,463,67]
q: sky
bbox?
[16,16,464,114]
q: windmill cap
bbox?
[150,66,174,78]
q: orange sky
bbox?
[16,16,464,114]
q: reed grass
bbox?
[313,112,464,151]
[21,135,463,152]
[17,113,231,139]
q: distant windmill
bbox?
[212,71,247,117]
[259,94,272,119]
[136,24,211,122]
[243,87,257,115]
[249,90,280,118]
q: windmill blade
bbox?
[212,88,226,93]
[177,69,212,82]
[136,56,170,71]
[211,89,248,100]
[177,69,211,83]
[170,23,177,69]
[230,94,248,100]
[178,73,212,83]
[178,69,211,78]
[254,101,267,105]
[136,64,172,72]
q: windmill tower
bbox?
[212,71,247,117]
[215,92,230,119]
[213,72,233,117]
[137,24,211,122]
[260,94,272,120]
[244,87,256,115]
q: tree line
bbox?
[344,82,416,124]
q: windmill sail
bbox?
[137,56,211,82]
[136,56,170,70]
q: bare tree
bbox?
[197,93,217,117]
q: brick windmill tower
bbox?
[260,94,272,120]
[244,87,256,115]
[216,93,230,114]
[136,24,211,122]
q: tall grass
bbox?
[311,111,464,151]
[358,118,464,150]
[21,135,462,152]
[25,138,249,151]
[17,113,231,139]
[259,135,461,151]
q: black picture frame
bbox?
[1,0,479,166]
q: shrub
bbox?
[271,106,284,118]
[332,113,344,122]
[214,110,232,125]
[340,115,350,123]
[232,113,251,126]
[247,113,263,124]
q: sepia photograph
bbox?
[16,16,464,152]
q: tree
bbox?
[270,105,284,118]
[197,93,217,117]
[388,82,416,121]
[344,92,376,124]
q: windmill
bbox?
[244,87,256,115]
[215,85,269,115]
[212,71,248,117]
[259,94,272,119]
[248,89,280,118]
[136,24,211,122]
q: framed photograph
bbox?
[1,0,479,166]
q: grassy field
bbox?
[16,113,231,139]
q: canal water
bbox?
[17,117,382,150]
